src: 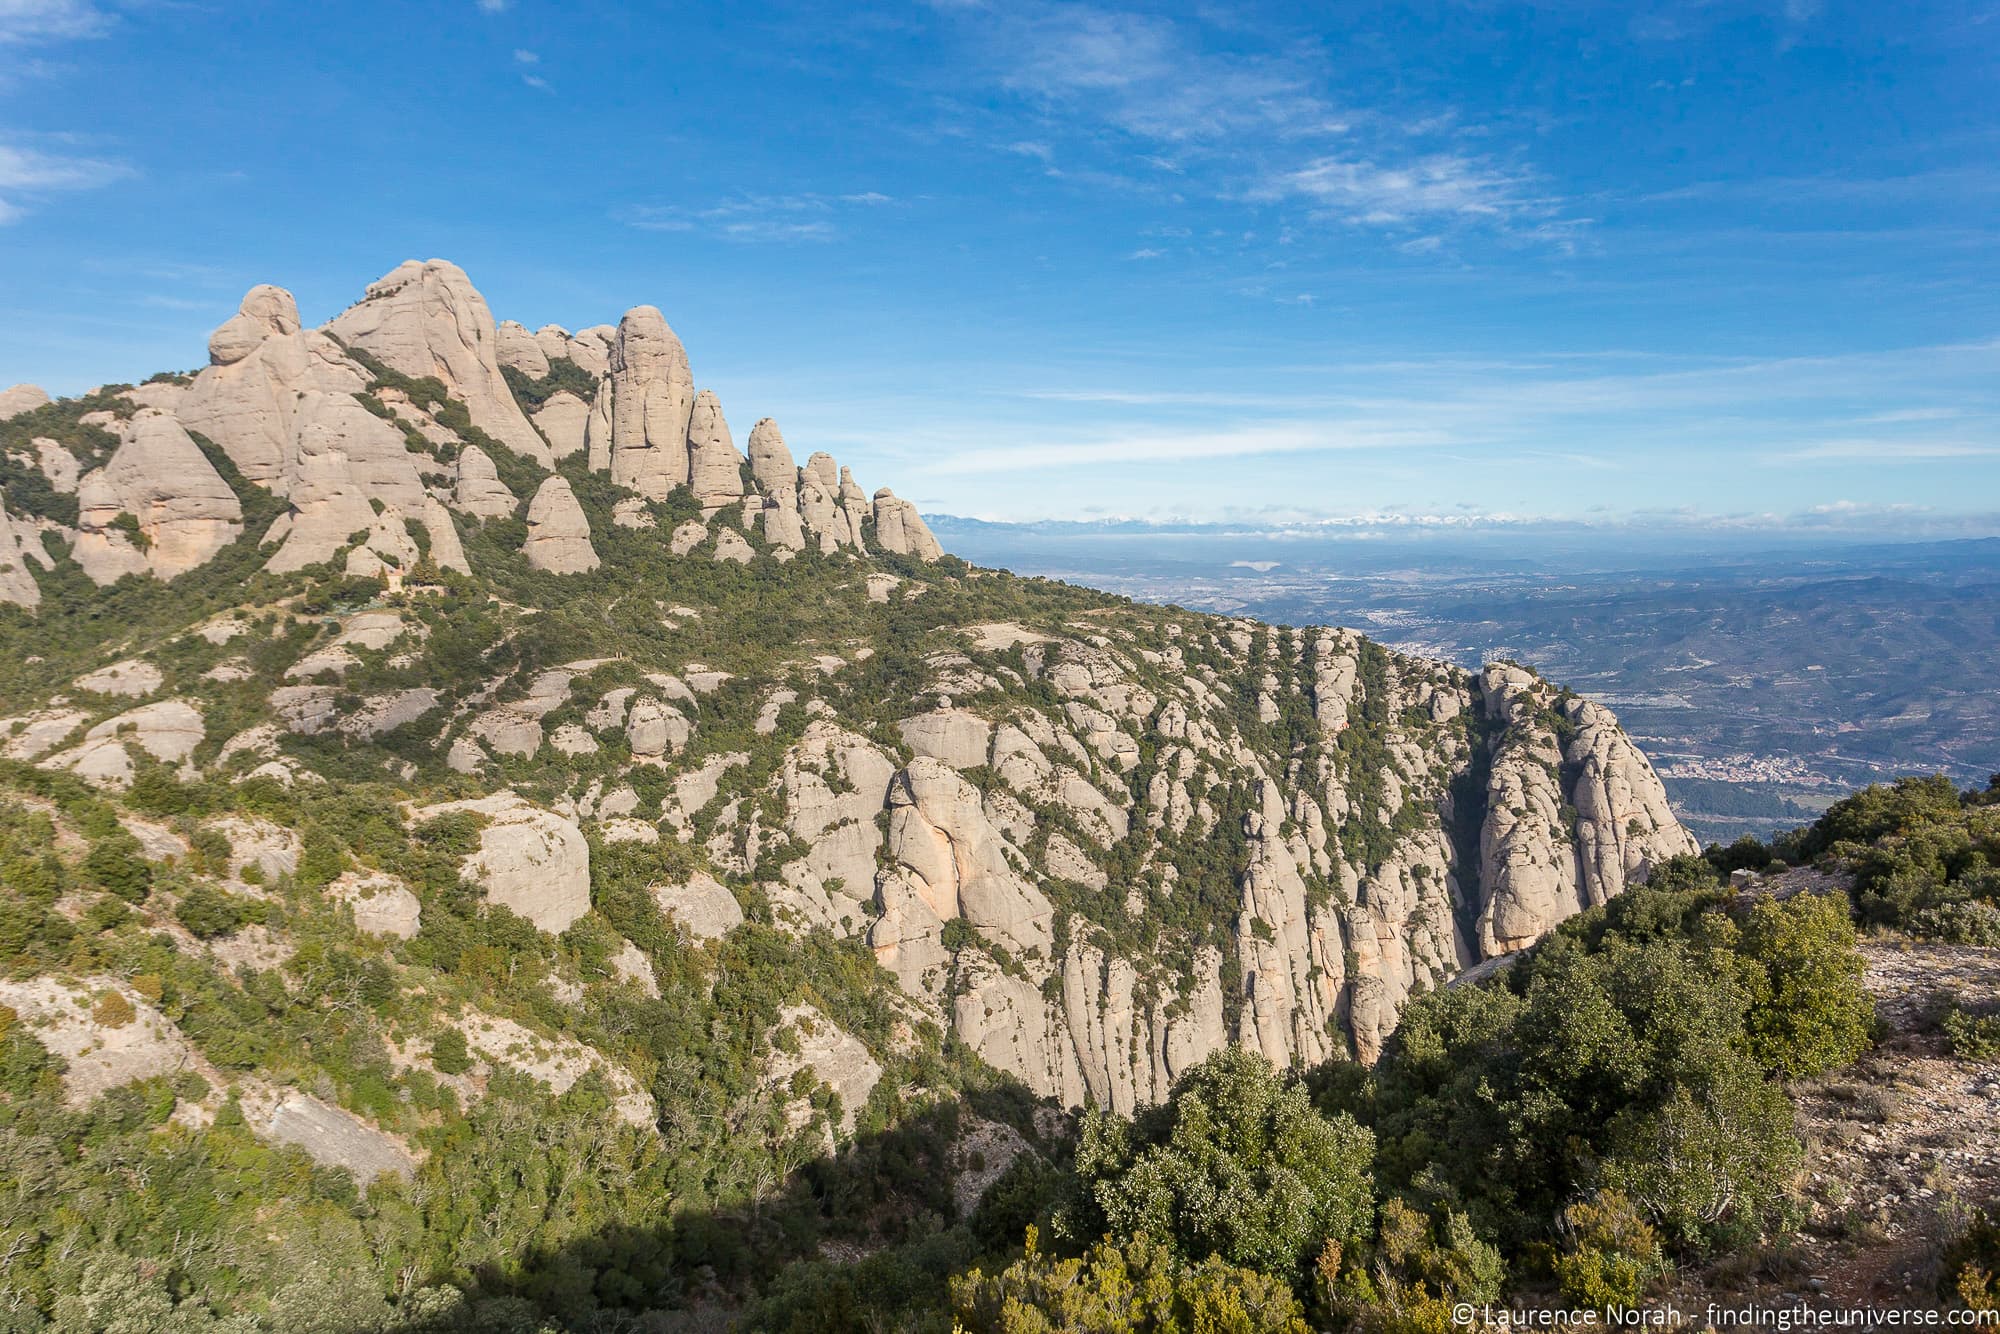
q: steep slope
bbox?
[0,260,1694,1121]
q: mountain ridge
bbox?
[1,258,1695,1113]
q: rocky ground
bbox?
[1789,937,2000,1305]
[1659,933,2000,1315]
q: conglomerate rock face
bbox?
[0,258,1692,1112]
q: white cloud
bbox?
[1258,153,1540,226]
[0,143,123,189]
[475,0,508,12]
[1773,438,2000,463]
[987,4,1334,143]
[513,48,537,63]
[0,0,108,44]
[918,420,1459,475]
[933,2,1574,251]
[0,141,131,221]
[1855,407,1963,424]
[621,191,892,243]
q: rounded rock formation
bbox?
[327,259,552,466]
[523,476,599,573]
[607,305,694,498]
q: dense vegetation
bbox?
[1712,772,2000,944]
[1,638,1985,1332]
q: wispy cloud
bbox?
[988,5,1336,143]
[919,420,1459,475]
[474,0,508,12]
[620,191,894,243]
[0,0,109,44]
[929,2,1577,250]
[512,48,537,64]
[0,141,132,222]
[1256,153,1540,226]
[1772,438,2000,463]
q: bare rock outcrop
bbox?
[74,659,162,697]
[259,1090,414,1181]
[0,383,50,421]
[417,792,591,933]
[746,418,796,498]
[1472,665,1696,955]
[330,871,423,939]
[43,699,204,788]
[686,389,745,512]
[884,757,1054,962]
[1476,669,1580,954]
[652,872,744,941]
[0,500,48,608]
[625,696,692,758]
[898,709,993,769]
[523,476,598,573]
[532,324,572,366]
[531,390,590,460]
[208,284,300,363]
[871,488,944,561]
[567,325,615,378]
[1565,696,1701,903]
[0,976,196,1107]
[452,444,518,518]
[770,722,897,931]
[326,259,551,465]
[178,285,368,492]
[798,452,858,552]
[453,1012,653,1128]
[84,410,243,580]
[263,393,439,574]
[495,319,550,377]
[766,1004,882,1135]
[72,417,235,585]
[32,438,80,492]
[607,305,695,498]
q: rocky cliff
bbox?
[0,260,1694,1114]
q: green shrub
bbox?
[1942,1002,2000,1062]
[1552,1190,1668,1311]
[1067,1046,1374,1284]
[174,884,267,939]
[189,826,232,875]
[91,990,136,1029]
[1736,893,1873,1078]
[431,1027,474,1076]
[1942,1205,2000,1311]
[83,834,152,901]
[1367,1198,1507,1303]
[952,1229,1312,1334]
[1600,1058,1801,1256]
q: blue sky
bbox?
[1,0,1996,529]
